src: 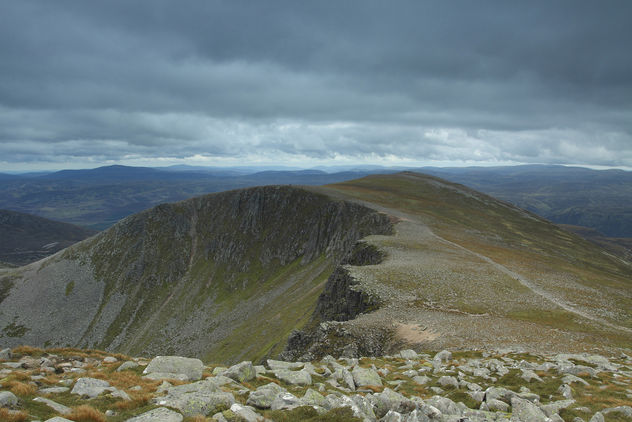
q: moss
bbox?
[2,317,30,338]
[65,280,75,296]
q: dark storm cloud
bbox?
[0,0,631,168]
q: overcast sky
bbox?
[1,1,631,171]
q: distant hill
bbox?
[0,165,384,230]
[0,210,96,266]
[418,165,632,237]
[1,164,631,238]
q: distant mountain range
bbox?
[0,164,630,239]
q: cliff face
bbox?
[0,186,392,363]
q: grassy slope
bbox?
[324,172,632,351]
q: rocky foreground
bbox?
[0,347,631,422]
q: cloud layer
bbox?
[1,1,631,169]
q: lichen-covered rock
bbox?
[224,361,256,383]
[270,392,300,411]
[371,388,416,418]
[274,368,312,386]
[143,356,203,381]
[247,383,286,409]
[352,365,382,387]
[301,389,327,407]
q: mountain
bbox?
[0,186,392,363]
[418,165,632,238]
[0,172,630,364]
[0,210,96,266]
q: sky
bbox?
[1,1,631,171]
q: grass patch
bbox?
[0,409,29,422]
[67,405,107,422]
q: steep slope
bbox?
[0,210,96,266]
[0,186,392,363]
[285,172,632,359]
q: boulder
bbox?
[274,369,312,386]
[399,349,418,359]
[156,389,234,417]
[224,361,256,383]
[412,375,431,385]
[125,407,184,422]
[270,392,300,411]
[433,350,452,362]
[511,396,548,422]
[71,377,114,398]
[301,389,327,407]
[228,403,263,422]
[437,376,459,389]
[0,348,12,360]
[143,356,203,381]
[425,396,463,416]
[0,391,18,407]
[247,383,286,409]
[33,397,71,414]
[602,406,632,418]
[117,361,139,372]
[352,365,382,387]
[40,387,69,394]
[372,388,415,418]
[266,359,304,370]
[540,399,575,417]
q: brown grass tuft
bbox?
[0,409,29,422]
[12,345,44,356]
[10,381,37,396]
[364,385,384,393]
[9,371,31,381]
[113,393,152,411]
[184,416,209,422]
[67,405,107,422]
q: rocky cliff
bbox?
[0,186,392,363]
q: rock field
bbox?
[0,346,631,421]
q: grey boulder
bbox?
[352,365,382,387]
[224,361,256,383]
[143,356,203,381]
[71,377,114,398]
[0,390,18,407]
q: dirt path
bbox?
[430,232,632,334]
